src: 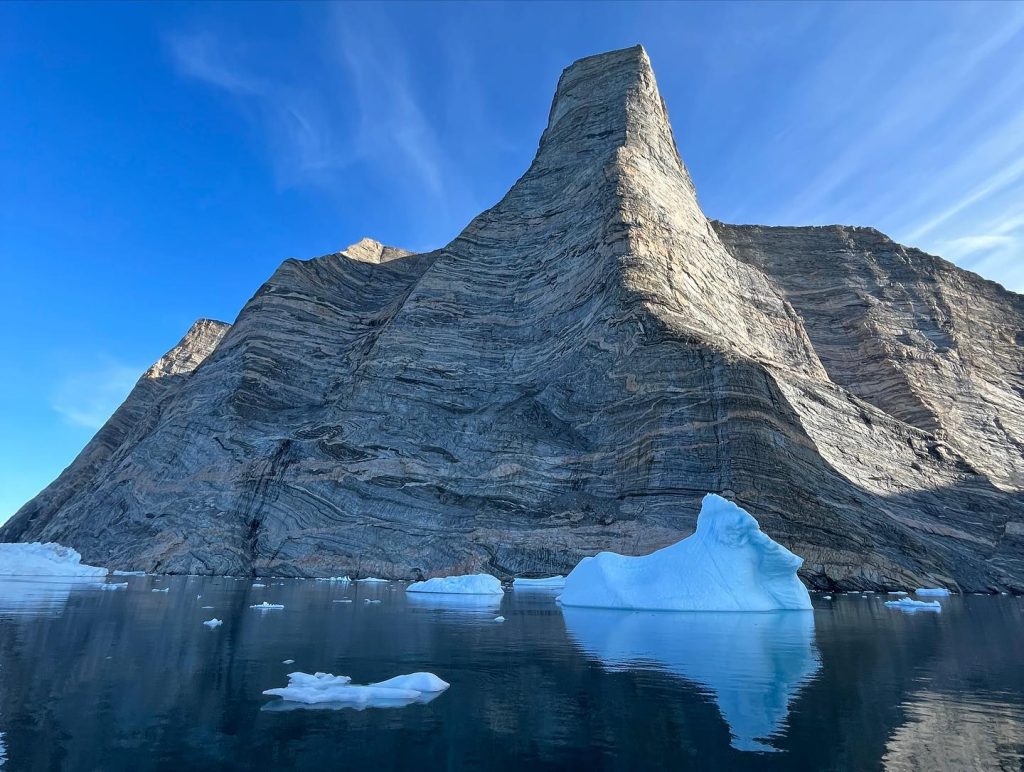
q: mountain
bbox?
[4,46,1022,590]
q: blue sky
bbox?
[2,1,1023,524]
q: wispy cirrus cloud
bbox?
[167,30,354,187]
[51,358,142,429]
[165,14,477,244]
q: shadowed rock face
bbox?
[4,46,1023,590]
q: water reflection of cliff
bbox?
[562,608,820,751]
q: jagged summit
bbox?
[340,237,414,264]
[144,318,230,380]
[4,47,1023,591]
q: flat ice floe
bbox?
[406,574,504,595]
[0,543,108,577]
[100,582,128,591]
[262,671,449,709]
[885,598,941,611]
[203,618,223,627]
[112,570,146,576]
[915,588,951,597]
[356,578,388,584]
[316,576,351,583]
[512,576,566,589]
[558,494,812,611]
[251,602,284,610]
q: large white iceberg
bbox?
[0,543,107,577]
[262,671,449,709]
[406,574,503,595]
[558,494,811,611]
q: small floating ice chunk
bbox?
[101,582,128,590]
[316,576,351,583]
[513,576,566,589]
[282,659,295,665]
[363,599,381,604]
[559,494,812,611]
[203,618,223,627]
[915,588,951,597]
[252,583,266,588]
[333,599,353,603]
[888,591,908,596]
[201,606,214,609]
[262,670,448,707]
[0,542,108,577]
[822,595,832,600]
[885,598,941,611]
[112,570,146,576]
[356,578,388,584]
[151,588,170,593]
[406,574,503,596]
[493,616,505,622]
[251,601,284,610]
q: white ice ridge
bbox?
[203,618,223,627]
[558,494,812,611]
[513,576,566,589]
[406,574,504,595]
[915,588,951,597]
[251,601,284,610]
[112,570,146,576]
[262,671,449,708]
[885,598,941,611]
[0,543,108,577]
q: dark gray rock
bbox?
[4,46,1022,591]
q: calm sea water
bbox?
[0,576,1022,771]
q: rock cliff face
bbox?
[4,46,1022,590]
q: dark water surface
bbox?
[0,576,1022,771]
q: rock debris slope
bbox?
[4,46,1022,590]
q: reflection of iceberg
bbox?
[559,495,812,611]
[563,607,820,752]
[261,690,444,712]
[0,578,104,617]
[405,592,502,612]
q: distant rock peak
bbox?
[4,46,1023,593]
[143,318,230,380]
[341,237,413,265]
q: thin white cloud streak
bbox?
[167,31,354,187]
[51,358,142,429]
[165,17,478,247]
